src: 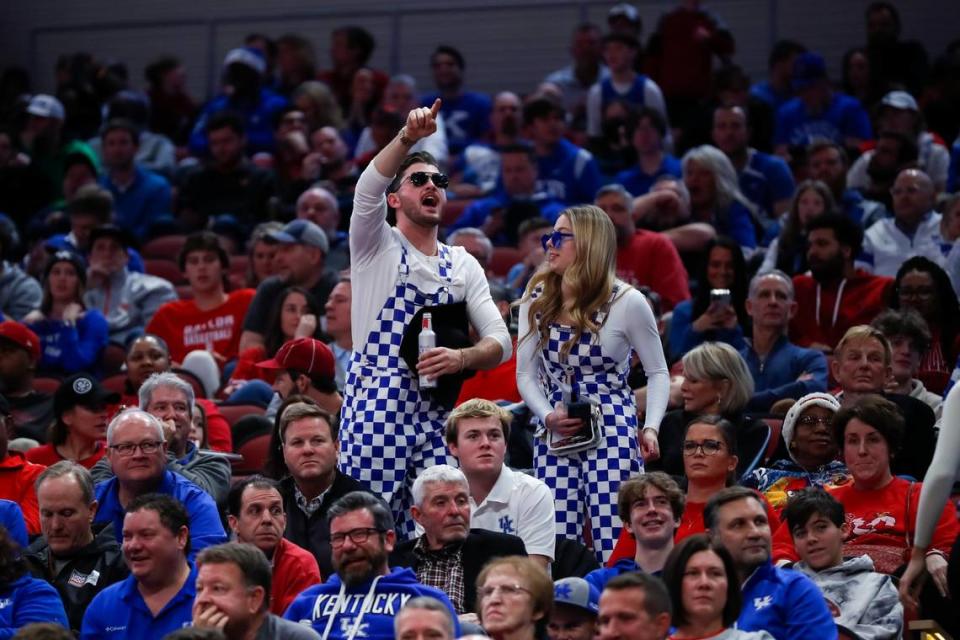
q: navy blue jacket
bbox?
[741,335,828,412]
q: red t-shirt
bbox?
[456,339,521,405]
[789,270,893,349]
[0,452,46,535]
[25,442,106,469]
[146,289,255,366]
[772,476,959,564]
[271,537,322,615]
[616,231,691,312]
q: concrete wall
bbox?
[1,0,953,101]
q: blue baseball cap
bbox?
[553,577,600,615]
[792,52,827,90]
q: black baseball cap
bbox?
[53,373,120,416]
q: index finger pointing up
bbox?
[429,98,442,119]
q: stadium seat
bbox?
[33,377,62,395]
[441,199,473,227]
[172,367,207,399]
[218,403,266,428]
[230,413,272,476]
[144,259,186,285]
[763,418,783,464]
[142,234,187,260]
[490,247,522,277]
[100,344,127,376]
[101,374,127,395]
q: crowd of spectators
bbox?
[0,0,958,638]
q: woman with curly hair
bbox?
[517,205,669,562]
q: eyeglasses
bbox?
[797,415,832,427]
[109,440,163,456]
[541,231,575,251]
[330,527,385,548]
[898,287,935,299]
[478,584,531,599]
[682,439,724,456]
[405,171,449,189]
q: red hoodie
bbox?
[789,269,893,349]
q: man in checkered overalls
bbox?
[341,99,512,537]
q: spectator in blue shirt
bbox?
[449,144,565,246]
[682,146,760,249]
[774,52,872,163]
[81,493,196,639]
[750,40,806,113]
[712,105,795,221]
[100,119,171,241]
[93,409,226,559]
[705,487,837,640]
[740,270,828,413]
[421,45,491,157]
[0,523,69,637]
[524,98,604,206]
[614,107,682,197]
[806,141,887,229]
[188,47,289,156]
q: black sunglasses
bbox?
[405,171,449,189]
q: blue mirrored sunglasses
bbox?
[541,231,575,251]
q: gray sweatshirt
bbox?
[794,555,902,640]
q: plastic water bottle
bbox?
[418,313,437,389]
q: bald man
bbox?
[864,168,948,276]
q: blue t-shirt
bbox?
[0,574,69,637]
[774,93,872,148]
[749,81,792,112]
[600,75,649,113]
[80,564,196,639]
[188,88,290,156]
[93,471,227,560]
[100,166,172,241]
[738,150,795,219]
[0,500,27,549]
[614,154,682,196]
[422,91,492,156]
[535,138,604,205]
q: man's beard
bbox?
[809,252,844,282]
[335,547,387,587]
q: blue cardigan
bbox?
[741,335,828,412]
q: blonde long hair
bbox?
[518,205,619,358]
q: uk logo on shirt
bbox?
[499,515,515,534]
[753,595,773,611]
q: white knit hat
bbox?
[781,392,841,463]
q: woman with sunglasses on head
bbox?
[517,205,669,563]
[663,534,774,640]
[668,236,750,362]
[742,393,849,518]
[477,556,554,640]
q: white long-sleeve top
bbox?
[349,163,511,363]
[516,286,670,431]
[913,383,960,548]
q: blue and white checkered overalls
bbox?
[532,285,643,563]
[339,243,457,538]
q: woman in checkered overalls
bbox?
[516,205,670,562]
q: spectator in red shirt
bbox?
[26,373,119,469]
[226,475,321,615]
[0,392,45,535]
[147,231,255,372]
[789,213,893,352]
[596,184,690,311]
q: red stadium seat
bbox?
[763,418,783,464]
[490,247,522,277]
[442,199,473,227]
[100,344,127,376]
[142,234,187,260]
[33,377,62,395]
[218,403,266,428]
[144,259,186,285]
[101,374,127,395]
[232,433,271,476]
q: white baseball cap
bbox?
[26,94,65,120]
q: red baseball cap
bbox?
[257,338,335,379]
[0,321,41,362]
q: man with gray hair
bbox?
[394,596,457,640]
[91,372,231,505]
[91,408,226,557]
[447,228,494,276]
[596,183,690,311]
[284,490,459,639]
[390,464,526,615]
[740,269,828,412]
[296,186,348,274]
[24,461,129,633]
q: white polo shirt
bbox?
[469,465,556,561]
